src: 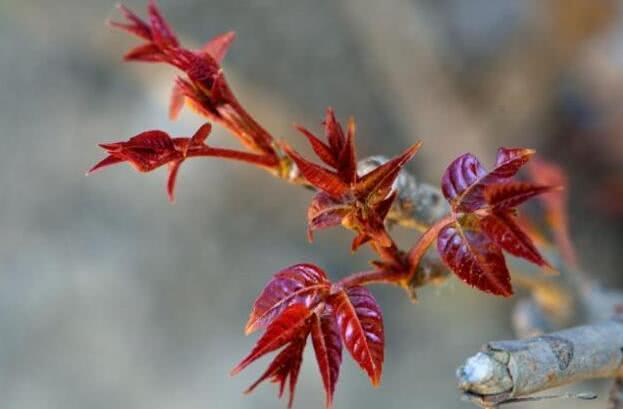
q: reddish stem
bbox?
[188,146,278,168]
[405,214,455,283]
[336,269,404,289]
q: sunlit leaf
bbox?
[331,287,384,386]
[245,264,330,334]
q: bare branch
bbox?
[457,318,623,407]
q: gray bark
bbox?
[457,318,623,407]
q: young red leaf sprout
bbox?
[92,2,564,408]
[286,108,421,251]
[232,264,382,408]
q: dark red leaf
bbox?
[354,142,421,202]
[201,31,236,63]
[166,159,183,203]
[285,147,348,199]
[311,309,342,409]
[296,125,338,169]
[485,182,556,210]
[442,148,536,212]
[232,304,313,375]
[307,192,350,241]
[245,264,330,334]
[147,0,179,48]
[244,335,307,409]
[331,286,384,386]
[437,222,512,296]
[336,117,357,184]
[441,153,487,210]
[494,147,535,174]
[479,212,549,268]
[324,108,345,155]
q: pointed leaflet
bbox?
[311,309,342,409]
[109,4,151,40]
[307,192,350,241]
[336,117,357,184]
[527,158,578,267]
[167,160,183,202]
[285,147,348,198]
[324,108,345,154]
[354,142,422,202]
[232,304,313,375]
[442,148,535,212]
[479,211,549,268]
[147,0,179,48]
[331,286,384,386]
[202,31,236,62]
[437,222,512,296]
[485,182,557,210]
[295,125,338,168]
[245,264,330,334]
[244,335,307,409]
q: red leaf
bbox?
[354,142,421,202]
[201,31,236,63]
[285,147,349,198]
[87,155,124,174]
[123,43,165,62]
[166,159,183,203]
[232,304,313,375]
[441,153,487,211]
[331,287,384,386]
[307,192,350,241]
[295,125,338,169]
[494,147,535,175]
[485,182,556,210]
[244,335,307,409]
[437,222,512,296]
[311,309,342,409]
[479,212,549,268]
[110,4,152,40]
[336,117,357,184]
[442,148,535,212]
[324,108,345,154]
[147,0,179,48]
[245,264,330,334]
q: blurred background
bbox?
[1,0,623,408]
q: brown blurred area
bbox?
[1,0,622,408]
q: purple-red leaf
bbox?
[232,304,313,376]
[324,108,345,155]
[442,148,536,212]
[336,117,357,184]
[485,182,556,210]
[311,309,342,409]
[354,142,422,202]
[285,147,349,198]
[307,192,351,241]
[245,264,330,334]
[331,286,384,386]
[479,211,549,268]
[295,125,339,168]
[244,335,307,409]
[437,222,512,296]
